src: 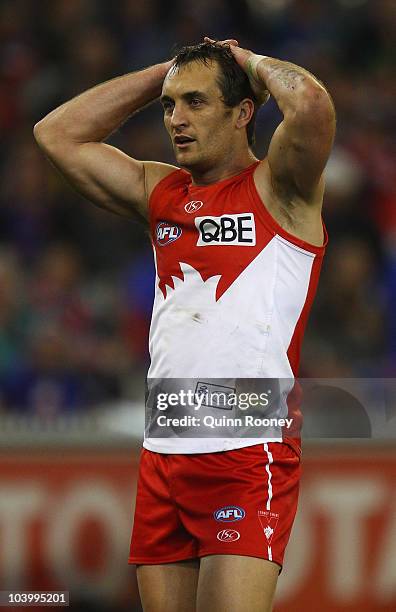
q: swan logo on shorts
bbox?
[258,510,279,545]
[156,222,182,246]
[184,200,204,214]
[195,213,256,246]
[217,529,240,542]
[214,506,245,522]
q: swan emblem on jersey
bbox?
[156,221,182,246]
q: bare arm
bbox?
[33,61,177,221]
[230,46,336,204]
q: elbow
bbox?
[303,83,336,124]
[287,83,335,137]
[33,119,50,147]
[33,120,45,144]
[33,119,61,152]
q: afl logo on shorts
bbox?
[156,222,182,246]
[217,529,240,542]
[184,200,204,214]
[214,506,245,522]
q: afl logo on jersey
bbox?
[184,200,204,214]
[156,222,182,246]
[195,213,256,246]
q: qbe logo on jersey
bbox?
[195,213,256,246]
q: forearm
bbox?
[248,55,332,115]
[34,62,171,145]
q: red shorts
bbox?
[129,442,300,569]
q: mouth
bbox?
[174,135,196,149]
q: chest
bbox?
[150,184,275,300]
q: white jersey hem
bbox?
[143,437,284,454]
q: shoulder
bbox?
[143,161,189,201]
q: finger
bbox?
[229,44,243,57]
[204,36,239,47]
[230,45,249,59]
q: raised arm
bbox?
[230,45,336,204]
[33,61,177,222]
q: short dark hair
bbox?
[172,42,259,147]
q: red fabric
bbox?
[129,442,300,568]
[149,161,327,301]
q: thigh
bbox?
[129,449,197,564]
[137,559,199,612]
[197,554,279,612]
[174,442,301,569]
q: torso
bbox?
[143,160,327,454]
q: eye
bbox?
[190,98,202,107]
[162,101,174,113]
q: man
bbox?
[34,38,335,612]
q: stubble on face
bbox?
[162,61,236,172]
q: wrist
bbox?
[246,54,268,81]
[161,59,175,77]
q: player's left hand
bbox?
[204,36,240,48]
[203,37,270,105]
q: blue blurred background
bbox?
[0,2,395,611]
[0,0,395,417]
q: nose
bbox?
[170,103,188,130]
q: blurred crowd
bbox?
[0,0,395,414]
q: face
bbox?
[161,60,239,171]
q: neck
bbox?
[188,149,258,186]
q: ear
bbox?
[235,98,255,130]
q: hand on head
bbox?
[204,36,239,48]
[203,36,270,106]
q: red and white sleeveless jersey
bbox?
[145,161,327,454]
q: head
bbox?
[161,42,261,172]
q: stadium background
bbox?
[0,0,395,610]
